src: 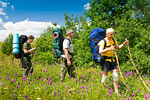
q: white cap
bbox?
[106,28,114,34]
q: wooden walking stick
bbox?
[125,38,150,92]
[114,51,136,99]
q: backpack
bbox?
[90,28,116,63]
[53,28,72,58]
[53,28,64,58]
[90,28,106,63]
[13,35,28,59]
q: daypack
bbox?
[13,35,28,59]
[90,28,106,63]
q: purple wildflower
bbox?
[13,94,16,98]
[53,92,56,96]
[53,84,55,87]
[32,79,35,82]
[40,77,43,82]
[80,86,84,89]
[15,73,18,76]
[109,89,113,95]
[11,79,16,83]
[60,96,62,100]
[145,95,148,99]
[0,76,2,79]
[131,93,134,96]
[83,75,86,78]
[137,89,140,92]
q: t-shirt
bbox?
[23,42,31,57]
[98,38,118,57]
[61,38,73,58]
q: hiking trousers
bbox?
[21,57,33,77]
[60,58,76,81]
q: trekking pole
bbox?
[29,51,36,74]
[125,38,150,92]
[114,51,136,99]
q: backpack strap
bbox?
[112,38,116,45]
[64,38,72,46]
[103,38,106,49]
[103,38,116,49]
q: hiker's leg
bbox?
[111,61,118,94]
[26,60,32,76]
[102,72,108,85]
[60,58,67,82]
[21,58,28,77]
[101,61,109,85]
[67,59,76,78]
[111,69,118,94]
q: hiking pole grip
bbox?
[125,38,150,92]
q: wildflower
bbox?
[25,95,28,99]
[32,79,35,82]
[137,89,140,92]
[144,95,148,99]
[15,73,18,76]
[66,86,70,90]
[37,98,41,100]
[11,79,16,83]
[60,96,62,100]
[118,84,120,88]
[83,75,86,78]
[13,94,16,98]
[85,89,88,92]
[131,93,134,96]
[53,84,55,87]
[0,76,2,79]
[40,77,43,82]
[53,92,56,96]
[80,86,84,89]
[109,88,113,95]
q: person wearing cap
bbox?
[60,29,76,82]
[98,28,129,94]
[21,35,37,77]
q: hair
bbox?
[106,28,114,34]
[28,35,35,39]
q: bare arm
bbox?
[115,40,129,50]
[24,47,36,54]
[64,48,71,66]
[99,45,115,54]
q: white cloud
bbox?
[0,19,60,42]
[0,1,8,7]
[0,8,6,15]
[84,3,90,10]
[0,18,3,24]
[11,5,14,10]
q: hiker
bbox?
[21,35,37,77]
[60,29,76,82]
[98,28,129,94]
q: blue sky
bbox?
[0,0,90,41]
[3,0,89,26]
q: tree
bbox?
[2,34,13,55]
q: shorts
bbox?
[101,61,117,72]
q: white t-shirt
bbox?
[61,38,73,58]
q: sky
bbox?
[0,0,90,42]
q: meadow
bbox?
[0,43,150,100]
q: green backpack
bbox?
[53,28,64,58]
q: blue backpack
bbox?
[90,28,106,63]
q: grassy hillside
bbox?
[0,53,150,100]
